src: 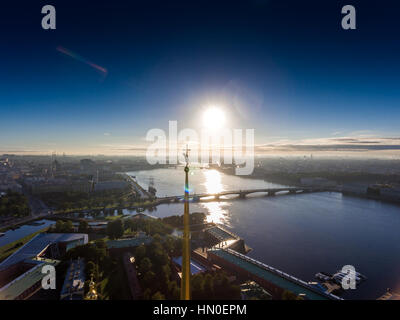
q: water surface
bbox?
[129,168,400,299]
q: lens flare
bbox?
[56,46,108,75]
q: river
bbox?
[128,167,400,300]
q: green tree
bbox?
[139,257,152,275]
[78,220,89,232]
[204,274,214,298]
[143,288,152,300]
[95,239,107,249]
[135,245,146,262]
[65,220,74,232]
[160,264,171,287]
[151,291,165,300]
[143,271,156,288]
[167,280,180,300]
[86,261,96,275]
[106,219,124,239]
[191,274,205,300]
[152,249,168,268]
[163,235,175,253]
[282,290,301,300]
[55,220,64,232]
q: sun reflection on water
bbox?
[201,169,231,225]
[203,169,224,194]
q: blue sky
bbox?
[1,0,400,155]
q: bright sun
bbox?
[203,107,226,130]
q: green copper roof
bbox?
[210,249,340,300]
[106,235,152,249]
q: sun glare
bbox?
[202,107,226,130]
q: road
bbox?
[0,189,52,230]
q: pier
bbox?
[121,173,153,199]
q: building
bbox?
[72,221,107,232]
[0,258,59,300]
[0,233,88,270]
[25,178,91,194]
[377,289,400,300]
[0,233,88,300]
[80,159,96,171]
[342,183,367,196]
[300,177,336,188]
[60,258,85,300]
[369,184,400,202]
[207,248,341,300]
[240,281,272,300]
[172,256,207,275]
[106,232,152,257]
[94,180,129,192]
[0,182,22,193]
[204,225,249,254]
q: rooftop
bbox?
[206,225,238,242]
[0,259,59,300]
[172,256,206,275]
[209,248,341,300]
[0,233,88,269]
[60,258,85,300]
[106,234,152,249]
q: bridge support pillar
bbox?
[239,193,246,199]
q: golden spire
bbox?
[181,145,191,300]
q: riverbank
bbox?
[217,167,400,206]
[0,215,52,233]
[342,191,400,206]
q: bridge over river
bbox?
[156,187,329,203]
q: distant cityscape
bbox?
[0,154,399,300]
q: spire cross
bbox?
[183,144,190,167]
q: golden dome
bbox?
[85,275,98,300]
